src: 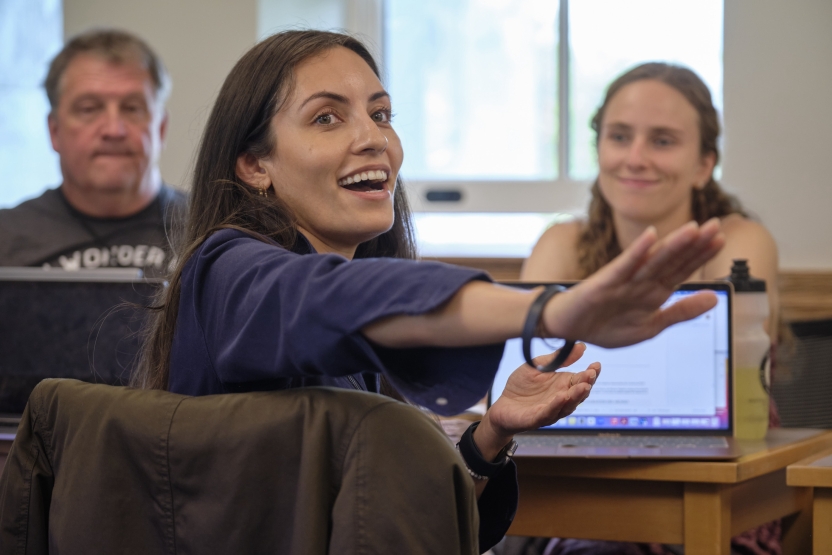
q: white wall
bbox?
[723,0,832,270]
[258,0,342,39]
[64,0,259,190]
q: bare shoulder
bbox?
[703,214,778,279]
[707,214,780,336]
[720,214,778,254]
[521,219,583,281]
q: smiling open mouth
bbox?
[339,170,388,192]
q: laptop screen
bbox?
[490,283,732,434]
[0,269,165,415]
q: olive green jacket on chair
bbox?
[0,379,482,554]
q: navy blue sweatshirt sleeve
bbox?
[171,229,505,415]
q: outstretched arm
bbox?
[363,218,725,349]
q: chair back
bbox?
[773,319,832,427]
[0,379,479,554]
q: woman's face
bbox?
[596,79,715,225]
[259,47,403,257]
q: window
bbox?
[0,0,63,209]
[385,0,559,181]
[382,0,723,256]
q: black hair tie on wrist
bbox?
[522,284,576,372]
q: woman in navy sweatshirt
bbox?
[133,30,724,553]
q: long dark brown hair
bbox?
[577,62,745,277]
[133,30,416,391]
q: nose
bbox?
[625,136,648,170]
[352,113,388,155]
[101,105,127,138]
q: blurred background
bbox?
[1,0,830,267]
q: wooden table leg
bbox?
[813,488,832,554]
[779,489,813,555]
[684,482,731,554]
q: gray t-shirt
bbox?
[0,186,186,277]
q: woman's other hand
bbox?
[474,343,600,459]
[543,218,725,348]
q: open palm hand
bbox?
[484,344,601,439]
[543,219,725,348]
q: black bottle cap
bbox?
[724,259,766,292]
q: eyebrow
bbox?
[70,92,147,104]
[605,122,684,135]
[299,90,390,110]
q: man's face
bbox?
[48,54,167,196]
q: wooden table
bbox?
[787,445,832,553]
[509,428,832,554]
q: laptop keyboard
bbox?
[517,434,729,449]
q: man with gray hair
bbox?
[0,29,185,276]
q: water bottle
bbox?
[726,260,770,440]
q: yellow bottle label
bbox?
[735,365,769,439]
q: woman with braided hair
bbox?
[522,62,781,555]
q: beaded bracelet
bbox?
[456,422,517,480]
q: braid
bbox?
[691,178,746,224]
[577,181,621,278]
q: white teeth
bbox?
[338,170,389,187]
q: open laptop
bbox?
[0,268,165,438]
[489,282,742,459]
